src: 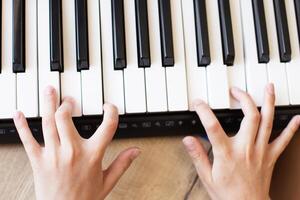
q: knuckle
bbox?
[89,154,101,165]
[55,109,70,121]
[190,150,204,161]
[248,111,261,123]
[45,151,59,169]
[264,122,273,131]
[42,117,54,128]
[206,121,220,133]
[27,146,40,157]
[244,145,255,162]
[104,118,118,130]
[63,146,78,166]
[219,146,232,159]
[269,93,276,103]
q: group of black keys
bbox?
[4,0,300,75]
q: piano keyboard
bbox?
[1,0,300,142]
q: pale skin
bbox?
[183,83,300,200]
[13,86,140,200]
[13,84,299,200]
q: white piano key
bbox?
[181,0,208,111]
[264,0,289,106]
[206,0,230,109]
[17,0,39,117]
[38,0,60,117]
[240,0,268,106]
[100,0,125,114]
[81,0,103,115]
[166,0,188,111]
[0,0,16,119]
[144,0,168,112]
[123,0,146,113]
[227,0,246,108]
[61,0,82,116]
[285,0,300,105]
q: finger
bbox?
[55,97,80,145]
[13,111,41,160]
[231,87,260,146]
[193,100,228,150]
[102,147,140,196]
[183,136,212,183]
[256,84,275,148]
[42,86,60,148]
[89,104,119,153]
[269,115,300,159]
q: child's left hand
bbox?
[13,86,140,200]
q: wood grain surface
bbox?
[0,132,299,200]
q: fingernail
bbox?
[183,137,196,152]
[130,148,141,160]
[45,86,54,95]
[193,99,205,109]
[14,111,22,120]
[267,83,275,95]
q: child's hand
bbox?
[183,84,300,200]
[13,86,140,200]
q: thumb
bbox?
[183,136,212,183]
[102,147,140,195]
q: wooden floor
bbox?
[0,132,299,200]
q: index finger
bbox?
[231,87,261,146]
[193,100,228,150]
[13,111,41,160]
[89,104,119,155]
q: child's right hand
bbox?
[13,86,140,200]
[183,84,300,200]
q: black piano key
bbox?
[112,0,127,70]
[13,0,26,73]
[193,0,210,66]
[295,0,300,44]
[252,0,269,63]
[273,0,291,62]
[158,0,174,67]
[75,0,89,71]
[135,0,151,68]
[218,0,235,66]
[50,0,64,72]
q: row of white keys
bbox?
[166,0,188,111]
[38,0,60,117]
[17,0,39,117]
[285,0,300,105]
[240,0,268,106]
[100,0,125,114]
[0,0,16,119]
[61,0,82,116]
[81,0,103,115]
[264,0,289,106]
[145,0,168,112]
[206,0,230,109]
[123,0,147,113]
[181,0,208,110]
[227,0,246,109]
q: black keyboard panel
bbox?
[0,106,299,143]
